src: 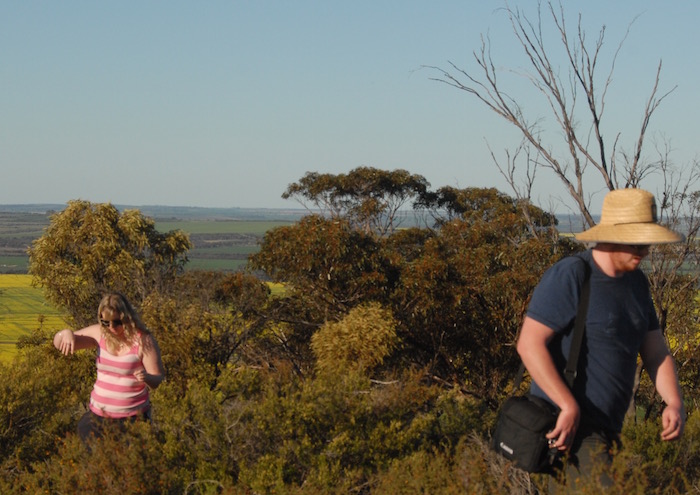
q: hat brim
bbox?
[575,222,683,245]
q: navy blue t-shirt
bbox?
[526,249,658,433]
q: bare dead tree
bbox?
[486,138,556,242]
[426,1,675,228]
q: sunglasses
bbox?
[100,319,124,328]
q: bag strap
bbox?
[513,255,592,391]
[563,259,591,388]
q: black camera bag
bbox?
[491,393,559,472]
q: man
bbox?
[517,188,685,490]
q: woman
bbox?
[53,293,165,441]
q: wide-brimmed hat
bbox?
[575,189,682,245]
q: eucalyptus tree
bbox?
[283,166,429,236]
[28,200,191,326]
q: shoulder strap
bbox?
[512,255,592,392]
[563,258,591,388]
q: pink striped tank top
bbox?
[89,335,149,418]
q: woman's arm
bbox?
[135,333,165,389]
[53,325,101,355]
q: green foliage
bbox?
[250,215,388,309]
[283,166,429,235]
[418,185,558,232]
[371,448,466,495]
[387,205,579,403]
[2,423,184,495]
[655,278,700,411]
[155,378,239,487]
[254,184,578,404]
[614,408,700,493]
[249,215,390,371]
[312,302,397,376]
[0,335,93,464]
[141,275,269,387]
[0,357,477,494]
[28,200,191,326]
[371,434,545,495]
[227,367,480,493]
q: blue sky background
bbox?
[2,1,698,212]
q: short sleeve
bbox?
[526,255,590,334]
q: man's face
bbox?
[609,244,650,273]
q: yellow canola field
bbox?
[0,274,67,364]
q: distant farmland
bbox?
[155,219,294,272]
[0,206,302,274]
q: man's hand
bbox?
[546,401,580,451]
[660,404,685,441]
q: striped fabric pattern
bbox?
[89,335,149,418]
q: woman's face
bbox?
[100,311,125,337]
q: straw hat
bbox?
[575,189,682,245]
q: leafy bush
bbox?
[372,434,543,495]
[2,423,183,495]
[0,334,93,464]
[615,408,700,494]
[311,302,398,376]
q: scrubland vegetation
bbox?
[1,168,700,494]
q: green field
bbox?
[159,219,293,272]
[155,219,290,235]
[0,274,67,364]
[0,255,28,272]
[185,258,250,271]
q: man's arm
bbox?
[640,329,685,441]
[516,316,580,451]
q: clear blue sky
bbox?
[2,1,698,212]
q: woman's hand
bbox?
[134,367,163,389]
[54,329,76,355]
[134,369,148,383]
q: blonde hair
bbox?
[97,293,149,351]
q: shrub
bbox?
[311,302,398,376]
[2,423,182,495]
[0,335,93,465]
[372,434,543,495]
[614,408,700,494]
